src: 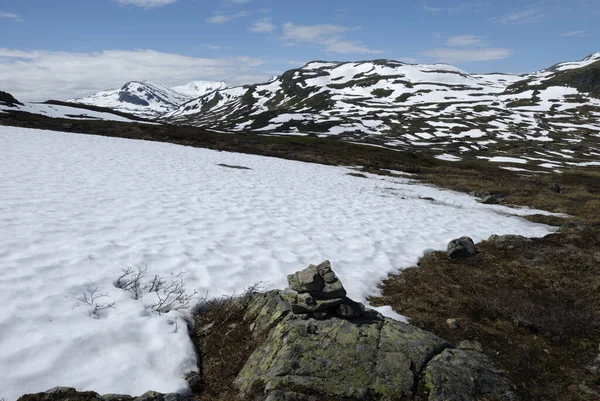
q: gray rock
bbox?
[287,260,347,299]
[235,290,451,400]
[487,234,530,249]
[479,195,499,205]
[424,349,516,401]
[287,267,323,294]
[447,237,477,259]
[446,318,460,330]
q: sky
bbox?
[0,0,598,101]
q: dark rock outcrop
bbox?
[447,236,478,259]
[424,349,516,401]
[232,262,514,401]
[0,90,23,107]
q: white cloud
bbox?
[0,48,265,101]
[446,35,487,47]
[114,0,177,8]
[199,44,229,50]
[421,48,513,63]
[0,12,21,21]
[497,8,543,24]
[282,23,382,54]
[250,18,275,33]
[560,30,585,37]
[206,11,249,24]
[423,2,484,14]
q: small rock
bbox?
[469,191,490,198]
[185,371,203,393]
[447,237,477,259]
[479,195,499,205]
[458,340,483,352]
[446,318,460,330]
[487,234,529,249]
[288,267,323,294]
[425,349,516,401]
[287,260,347,299]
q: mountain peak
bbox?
[68,80,229,118]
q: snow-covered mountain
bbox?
[69,80,227,118]
[172,81,227,98]
[161,53,600,168]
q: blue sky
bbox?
[0,0,597,100]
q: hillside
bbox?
[161,54,600,172]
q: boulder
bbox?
[231,262,515,400]
[447,236,477,259]
[282,261,377,320]
[424,349,516,401]
[235,299,450,400]
[287,260,346,299]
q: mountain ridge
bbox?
[69,80,228,118]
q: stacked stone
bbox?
[281,260,380,320]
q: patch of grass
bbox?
[371,229,600,401]
[191,288,261,401]
[371,88,394,98]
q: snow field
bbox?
[0,127,558,399]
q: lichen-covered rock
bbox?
[424,349,516,401]
[487,234,530,249]
[287,260,346,299]
[447,236,477,259]
[235,290,450,400]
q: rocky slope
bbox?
[161,53,600,171]
[69,80,227,119]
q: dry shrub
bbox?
[191,286,263,401]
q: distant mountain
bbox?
[160,53,600,166]
[69,80,228,118]
[172,81,228,98]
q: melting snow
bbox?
[0,127,559,399]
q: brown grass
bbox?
[370,228,600,401]
[190,289,262,401]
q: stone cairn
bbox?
[280,260,381,320]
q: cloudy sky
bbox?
[0,0,597,100]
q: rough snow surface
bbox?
[0,127,558,400]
